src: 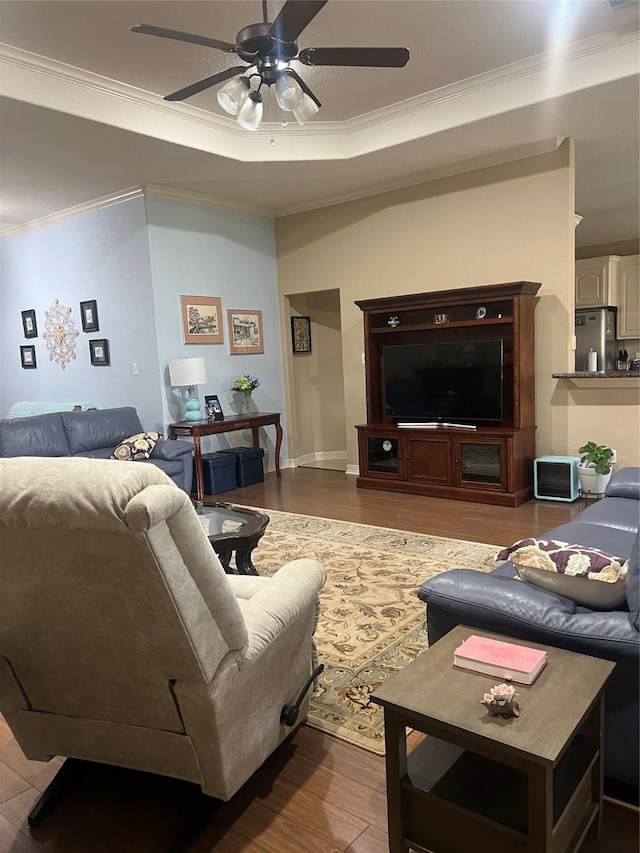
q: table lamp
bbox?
[169,357,207,422]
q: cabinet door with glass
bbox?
[361,434,405,479]
[452,437,507,491]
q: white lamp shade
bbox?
[169,357,207,387]
[237,93,263,131]
[292,93,320,125]
[275,74,304,111]
[217,76,250,116]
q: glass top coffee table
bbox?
[199,502,269,575]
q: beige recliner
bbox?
[0,456,326,847]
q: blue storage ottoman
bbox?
[220,447,265,487]
[199,451,237,495]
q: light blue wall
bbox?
[0,198,164,429]
[146,197,286,460]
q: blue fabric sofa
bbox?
[418,467,640,798]
[0,407,193,493]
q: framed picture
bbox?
[21,309,38,338]
[291,316,312,353]
[181,296,223,344]
[80,300,99,333]
[20,345,37,369]
[227,309,264,355]
[89,338,110,366]
[204,394,224,421]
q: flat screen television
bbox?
[383,339,504,423]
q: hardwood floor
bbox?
[1,469,637,852]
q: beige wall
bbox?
[276,141,640,471]
[575,239,639,259]
[286,290,345,461]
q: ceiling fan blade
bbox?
[298,47,410,67]
[164,66,249,101]
[284,69,321,107]
[131,24,238,53]
[268,0,328,44]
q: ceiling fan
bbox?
[131,0,410,130]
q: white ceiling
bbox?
[1,0,639,246]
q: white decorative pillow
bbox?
[496,538,628,609]
[111,432,162,461]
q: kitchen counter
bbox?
[553,371,640,378]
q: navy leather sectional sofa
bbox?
[0,407,193,493]
[419,467,640,798]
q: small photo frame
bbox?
[204,394,225,421]
[21,309,38,338]
[80,300,99,333]
[291,316,312,353]
[89,338,110,366]
[20,345,37,369]
[181,296,223,344]
[227,309,264,355]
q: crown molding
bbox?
[0,185,274,239]
[276,138,565,217]
[142,185,272,218]
[1,22,637,162]
[0,187,145,239]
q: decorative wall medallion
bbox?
[42,299,79,369]
[476,306,487,320]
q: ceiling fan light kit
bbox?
[237,91,264,132]
[131,0,409,133]
[216,75,250,116]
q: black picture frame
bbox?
[80,300,99,333]
[291,315,312,353]
[89,338,110,366]
[204,394,225,421]
[21,309,37,339]
[20,345,37,369]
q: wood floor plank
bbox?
[253,773,369,848]
[225,799,347,853]
[0,812,40,853]
[0,721,63,792]
[0,761,31,806]
[277,752,388,832]
[291,726,387,793]
[345,824,391,853]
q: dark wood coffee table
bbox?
[200,502,269,575]
[372,625,615,853]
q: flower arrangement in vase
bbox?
[231,374,260,413]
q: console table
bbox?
[168,413,282,503]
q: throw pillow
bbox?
[496,538,628,610]
[111,432,162,461]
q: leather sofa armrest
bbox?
[419,569,640,662]
[605,466,640,500]
[151,439,193,461]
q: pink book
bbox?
[454,635,547,684]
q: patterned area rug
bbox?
[250,510,502,755]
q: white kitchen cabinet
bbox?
[616,254,640,339]
[575,255,620,308]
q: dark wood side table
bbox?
[372,625,615,853]
[200,502,269,575]
[168,412,283,504]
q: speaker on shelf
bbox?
[534,456,581,502]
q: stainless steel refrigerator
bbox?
[574,307,617,372]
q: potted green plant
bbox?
[577,441,614,495]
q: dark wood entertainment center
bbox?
[355,281,541,506]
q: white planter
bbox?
[577,465,611,496]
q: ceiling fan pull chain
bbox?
[268,89,276,147]
[262,0,269,25]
